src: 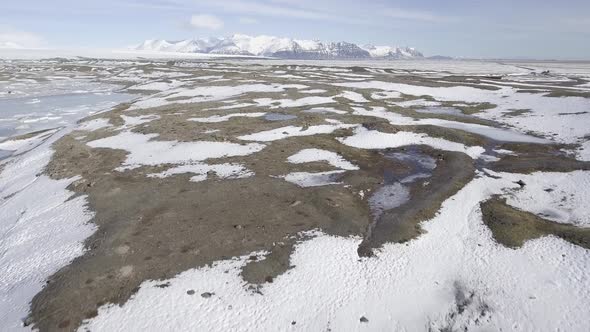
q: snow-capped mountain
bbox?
[135,34,423,59]
[362,44,423,59]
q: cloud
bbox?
[382,8,450,23]
[238,17,259,24]
[195,0,371,25]
[0,27,45,48]
[190,14,224,30]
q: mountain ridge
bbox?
[135,34,423,60]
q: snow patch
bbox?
[238,122,356,142]
[338,127,485,159]
[148,163,254,182]
[87,131,265,171]
[282,171,346,188]
[287,148,358,170]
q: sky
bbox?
[1,0,589,59]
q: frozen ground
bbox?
[0,58,589,332]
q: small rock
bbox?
[187,289,195,295]
[291,321,296,325]
[544,188,554,192]
[515,180,526,187]
[360,316,369,323]
[22,316,33,327]
[290,200,302,207]
[233,224,244,230]
[201,292,213,298]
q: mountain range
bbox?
[135,34,423,60]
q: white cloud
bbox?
[196,0,371,25]
[239,17,259,24]
[190,14,224,30]
[220,1,330,20]
[0,27,45,49]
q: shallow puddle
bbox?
[368,183,410,219]
[368,147,438,218]
[384,147,437,183]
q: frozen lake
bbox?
[0,90,133,140]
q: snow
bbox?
[120,114,160,128]
[231,34,295,55]
[300,89,328,94]
[77,118,112,132]
[0,129,95,330]
[287,148,358,170]
[87,131,266,171]
[362,45,421,58]
[493,148,516,155]
[282,171,346,188]
[82,172,590,332]
[134,35,423,59]
[238,122,356,142]
[194,75,224,81]
[338,91,369,103]
[188,112,266,123]
[281,148,358,187]
[294,39,321,51]
[0,87,134,330]
[335,81,590,144]
[577,141,590,161]
[148,163,254,182]
[350,107,549,144]
[503,170,590,227]
[338,127,485,159]
[3,57,590,332]
[418,118,549,143]
[0,129,57,155]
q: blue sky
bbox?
[1,0,589,59]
